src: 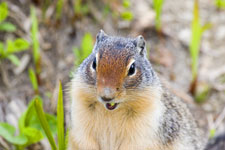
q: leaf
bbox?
[57,81,65,150]
[0,2,8,23]
[0,122,28,145]
[6,39,29,55]
[0,122,15,135]
[34,97,57,150]
[22,127,43,147]
[7,54,20,66]
[0,22,16,32]
[28,113,57,138]
[19,97,57,138]
[28,68,38,93]
[120,11,133,21]
[18,98,44,147]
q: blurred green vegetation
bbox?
[153,0,164,32]
[0,2,16,32]
[31,6,41,83]
[215,0,225,9]
[29,68,39,94]
[0,2,29,66]
[189,0,211,100]
[120,0,133,21]
[56,0,64,20]
[74,0,89,17]
[73,32,94,66]
[34,81,67,150]
[0,97,57,150]
[0,39,29,66]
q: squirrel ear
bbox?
[136,35,146,56]
[93,30,108,52]
[96,29,108,43]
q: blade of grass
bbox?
[0,22,16,32]
[0,2,8,23]
[190,0,201,80]
[56,0,64,20]
[34,97,57,150]
[64,129,69,150]
[7,54,20,66]
[31,6,41,74]
[28,68,39,94]
[189,0,211,96]
[57,81,65,150]
[153,0,164,31]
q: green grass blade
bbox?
[153,0,164,31]
[34,97,57,150]
[28,68,39,94]
[56,0,64,19]
[64,129,69,150]
[57,81,65,150]
[74,0,81,14]
[190,0,201,80]
[0,2,8,23]
[31,6,41,74]
[7,54,20,66]
[0,22,16,32]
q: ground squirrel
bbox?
[68,30,206,150]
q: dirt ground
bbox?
[0,0,225,149]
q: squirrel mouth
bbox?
[105,102,118,110]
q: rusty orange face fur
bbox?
[94,44,136,110]
[97,49,128,97]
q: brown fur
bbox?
[97,48,130,98]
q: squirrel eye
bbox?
[128,63,135,76]
[92,57,97,70]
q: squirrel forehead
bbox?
[96,41,136,78]
[98,48,131,70]
[97,42,136,65]
[97,37,137,52]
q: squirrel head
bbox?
[79,30,159,110]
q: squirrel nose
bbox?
[98,87,116,102]
[101,96,114,102]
